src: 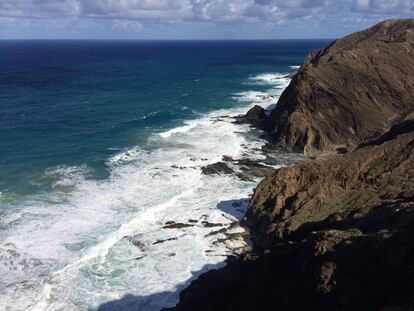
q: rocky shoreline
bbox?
[165,19,414,311]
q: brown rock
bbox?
[166,208,414,311]
[164,19,414,311]
[242,105,267,123]
[247,129,414,242]
[266,19,414,154]
[162,222,194,229]
[201,162,234,175]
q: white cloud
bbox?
[0,0,81,17]
[0,0,412,37]
[0,0,347,20]
[353,0,414,14]
[110,19,143,31]
[81,0,194,20]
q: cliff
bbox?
[167,119,414,311]
[247,114,414,243]
[166,19,414,311]
[266,19,414,154]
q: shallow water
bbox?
[0,40,330,310]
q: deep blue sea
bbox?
[0,40,329,311]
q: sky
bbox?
[0,0,413,39]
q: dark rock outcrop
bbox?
[201,162,234,175]
[167,220,414,311]
[247,124,414,243]
[167,116,414,311]
[237,105,267,125]
[162,222,194,229]
[266,19,414,154]
[166,19,414,311]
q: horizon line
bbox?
[0,38,337,41]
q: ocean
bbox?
[0,40,330,310]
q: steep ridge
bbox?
[247,116,414,243]
[167,106,414,311]
[166,19,414,311]
[266,19,414,154]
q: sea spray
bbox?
[0,40,326,311]
[0,72,291,310]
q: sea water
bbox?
[0,40,329,310]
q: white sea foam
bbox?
[233,91,280,110]
[158,122,198,138]
[0,72,291,311]
[43,165,90,190]
[233,90,273,102]
[0,109,257,311]
[247,72,291,93]
[248,72,286,84]
[290,65,301,69]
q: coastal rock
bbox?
[201,158,276,179]
[266,19,414,154]
[166,121,414,311]
[236,105,267,125]
[153,237,178,245]
[162,222,194,229]
[165,20,414,311]
[123,236,147,251]
[287,70,298,78]
[201,162,234,175]
[247,123,414,243]
[167,222,414,311]
[201,221,224,228]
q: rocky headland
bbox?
[266,19,414,155]
[165,19,414,311]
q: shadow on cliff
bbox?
[89,263,222,311]
[216,198,249,220]
[292,197,414,241]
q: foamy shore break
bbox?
[167,19,414,311]
[1,67,298,311]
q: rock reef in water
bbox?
[235,105,267,125]
[165,19,414,311]
[167,119,414,311]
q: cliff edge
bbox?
[167,118,414,311]
[266,19,414,154]
[165,20,414,311]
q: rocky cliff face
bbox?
[266,19,414,154]
[247,115,414,243]
[165,19,414,311]
[167,121,414,311]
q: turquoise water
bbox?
[0,40,329,310]
[0,40,327,198]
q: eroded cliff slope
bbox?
[168,119,414,311]
[266,19,414,154]
[166,19,414,311]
